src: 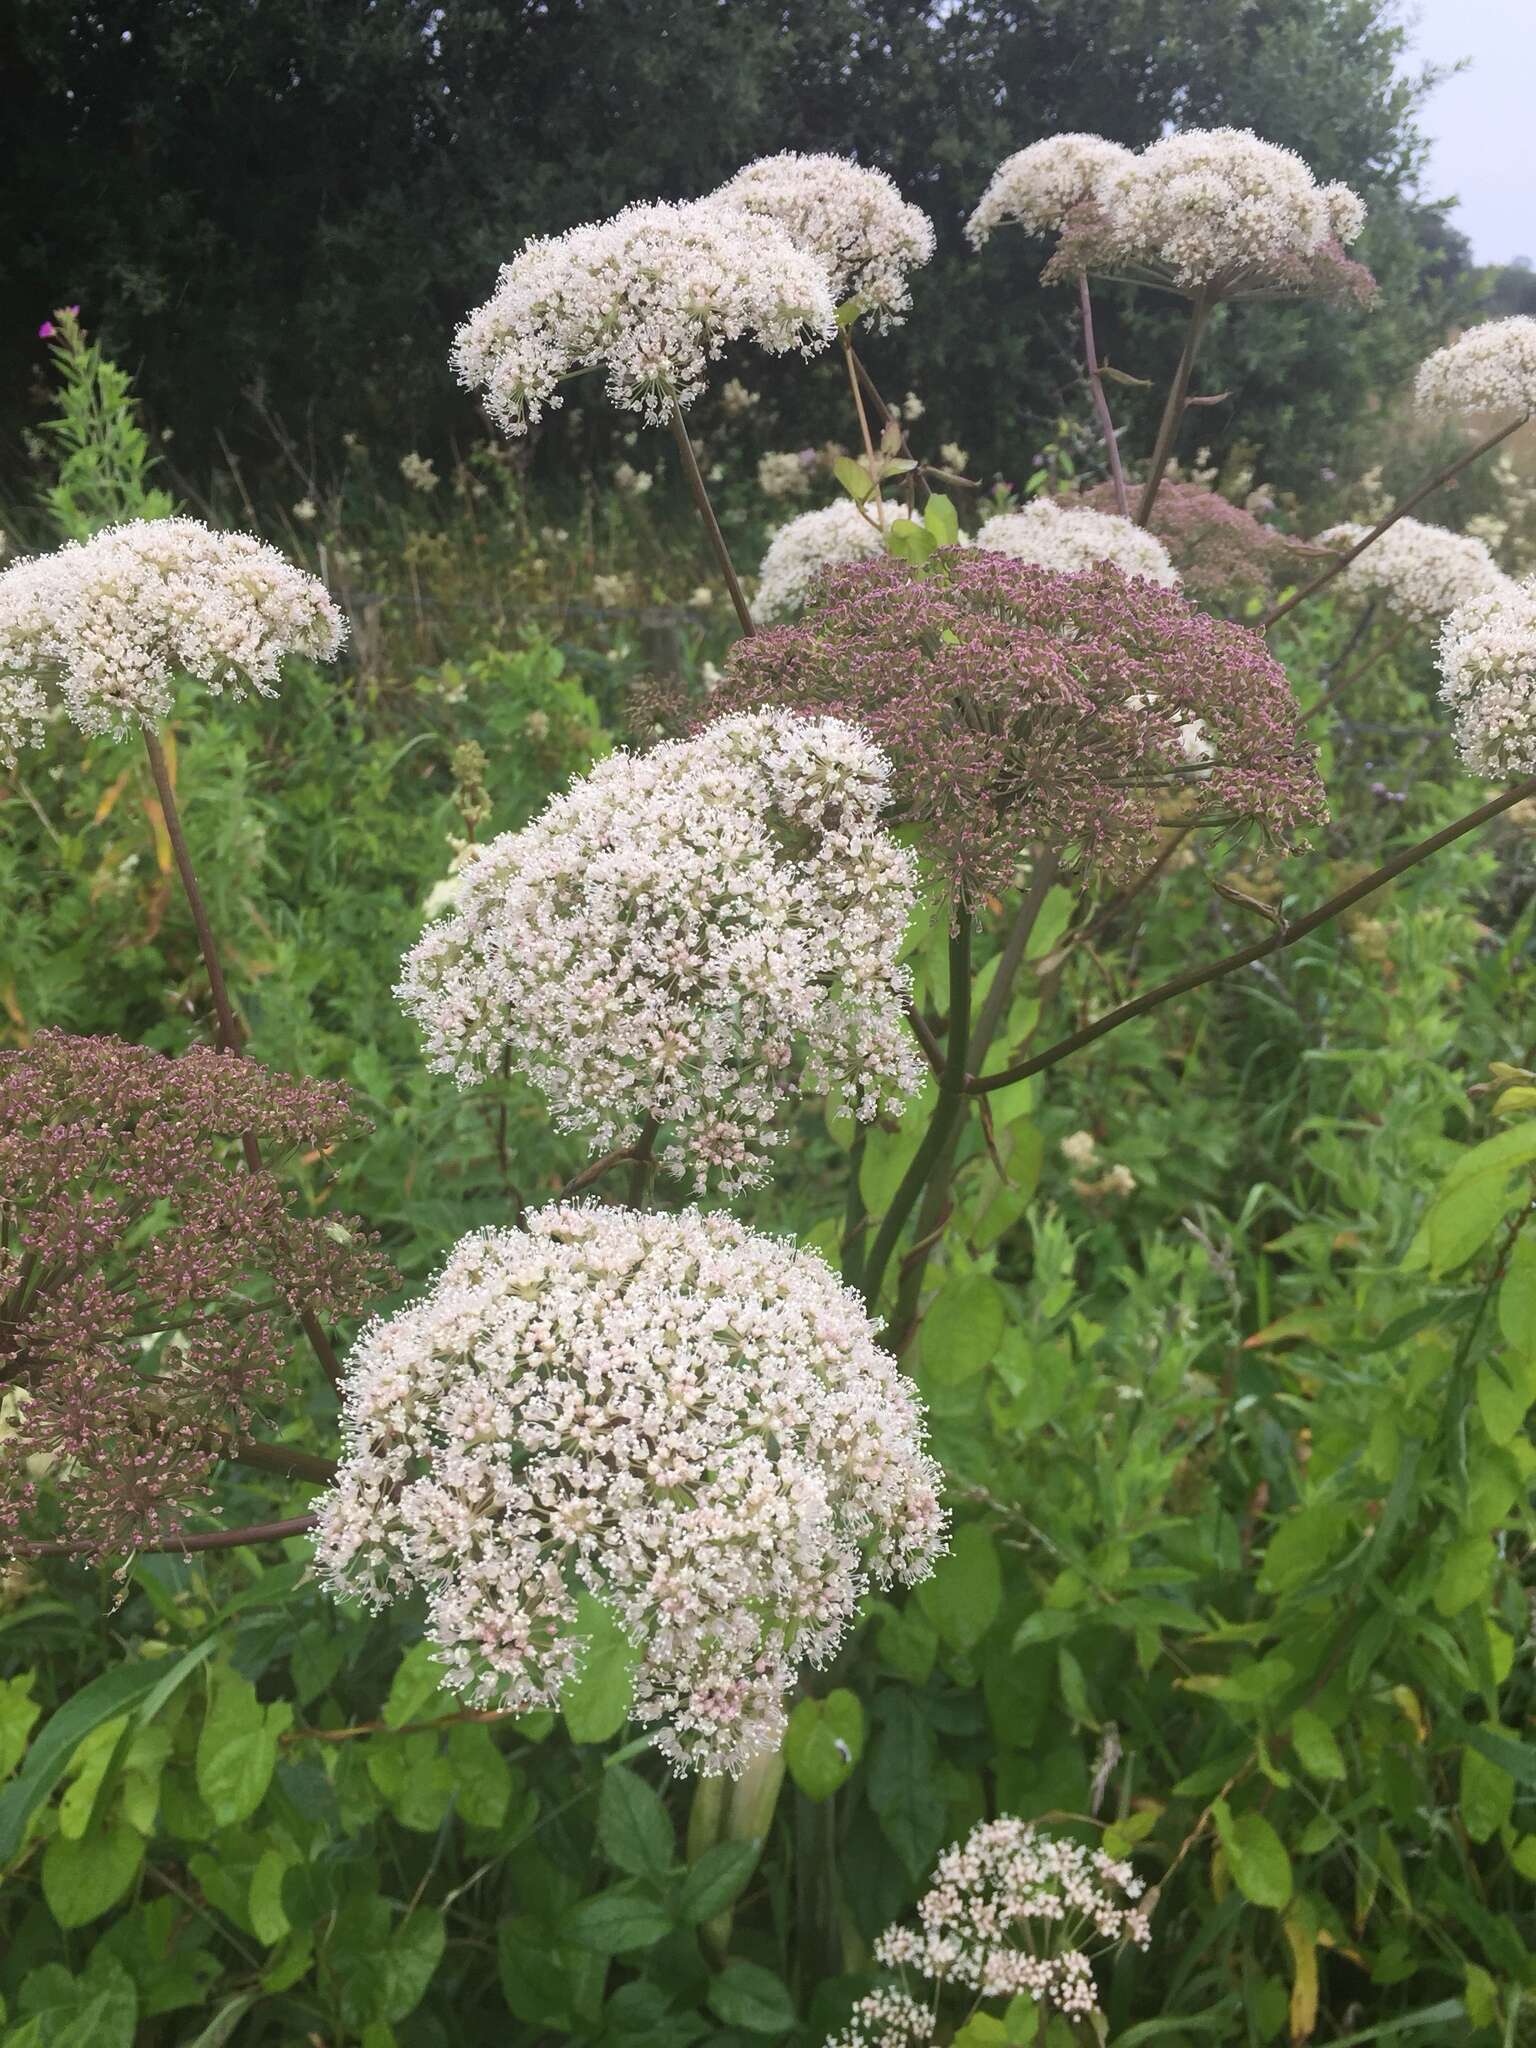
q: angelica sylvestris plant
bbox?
[975,499,1180,587]
[316,1202,944,1773]
[713,152,935,331]
[398,709,923,1193]
[826,1819,1152,2043]
[0,514,345,757]
[16,119,1536,2048]
[1438,576,1536,777]
[1314,516,1511,622]
[0,1033,387,1558]
[755,498,892,619]
[451,199,837,438]
[715,552,1325,901]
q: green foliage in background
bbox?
[6,162,1536,2048]
[2,0,1483,505]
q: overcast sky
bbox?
[1407,0,1535,266]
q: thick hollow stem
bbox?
[142,728,246,1059]
[885,858,1063,1352]
[24,1513,315,1559]
[860,911,971,1314]
[1136,294,1210,528]
[229,1438,338,1485]
[626,1114,661,1209]
[1262,415,1525,631]
[1079,274,1130,520]
[670,406,755,637]
[841,329,885,524]
[143,726,344,1390]
[969,773,1536,1097]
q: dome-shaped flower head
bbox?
[1315,517,1513,623]
[756,499,891,619]
[0,1033,388,1560]
[714,153,936,329]
[965,133,1135,248]
[452,199,838,436]
[0,517,345,760]
[1081,479,1305,602]
[711,552,1325,902]
[397,710,923,1193]
[976,499,1180,586]
[315,1202,945,1773]
[838,1816,1150,2033]
[1438,576,1536,777]
[1052,128,1372,302]
[1414,316,1536,419]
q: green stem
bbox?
[670,407,755,637]
[970,772,1536,1097]
[840,1129,869,1292]
[860,911,971,1314]
[1135,292,1210,527]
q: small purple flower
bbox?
[1320,466,1338,483]
[37,321,55,339]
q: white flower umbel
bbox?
[1414,317,1536,420]
[1018,127,1368,300]
[398,710,924,1193]
[1315,518,1512,622]
[976,500,1180,586]
[0,517,344,758]
[315,1203,946,1774]
[714,153,935,328]
[756,501,890,620]
[862,1817,1152,2025]
[452,199,838,436]
[825,1988,937,2048]
[1438,577,1536,777]
[1103,129,1366,296]
[965,134,1135,248]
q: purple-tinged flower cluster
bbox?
[712,551,1325,900]
[1082,480,1309,602]
[0,1033,391,1559]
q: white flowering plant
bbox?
[5,123,1536,2048]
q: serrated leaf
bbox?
[597,1765,674,1877]
[679,1838,761,1924]
[706,1960,796,2034]
[917,1523,1003,1652]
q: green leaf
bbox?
[1460,1743,1515,1843]
[249,1848,295,1946]
[0,1672,41,1782]
[16,1954,137,2048]
[446,1721,516,1829]
[783,1689,865,1802]
[377,1907,447,2022]
[41,1819,144,1928]
[679,1839,761,1924]
[954,2019,1010,2047]
[1258,1504,1350,1594]
[1433,1536,1491,1617]
[917,1522,1003,1652]
[1212,1799,1292,1908]
[706,1960,796,2035]
[1291,1709,1346,1782]
[833,455,875,504]
[561,1595,635,1745]
[867,1693,944,1880]
[922,1274,1007,1385]
[497,1916,578,2028]
[860,1113,929,1217]
[597,1765,674,1877]
[195,1668,289,1826]
[887,516,937,565]
[567,1888,674,1954]
[923,493,959,546]
[0,1654,183,1864]
[1499,1233,1536,1358]
[1410,1123,1536,1275]
[382,1639,449,1728]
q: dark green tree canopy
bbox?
[2,0,1477,498]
